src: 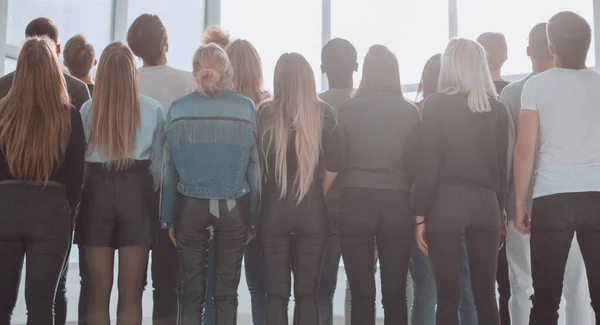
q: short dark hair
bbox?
[417,54,442,103]
[547,11,591,68]
[25,17,59,44]
[477,32,508,70]
[528,23,552,61]
[321,38,357,74]
[127,14,168,65]
[64,34,95,78]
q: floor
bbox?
[11,247,387,325]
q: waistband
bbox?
[0,180,63,187]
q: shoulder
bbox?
[79,99,92,119]
[64,73,89,92]
[139,93,164,113]
[500,78,526,100]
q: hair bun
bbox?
[196,68,222,94]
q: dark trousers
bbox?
[55,238,73,325]
[427,187,501,325]
[152,227,179,325]
[0,184,72,325]
[175,195,249,325]
[244,239,266,325]
[258,189,328,325]
[339,188,413,325]
[319,234,341,325]
[497,245,511,325]
[78,246,90,325]
[529,192,600,325]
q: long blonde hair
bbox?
[438,38,497,113]
[193,43,233,95]
[258,53,323,203]
[87,42,140,170]
[0,36,71,183]
[225,39,269,105]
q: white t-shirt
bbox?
[138,65,197,113]
[521,68,600,198]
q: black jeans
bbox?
[529,192,600,325]
[339,188,413,325]
[0,184,72,325]
[175,194,249,325]
[426,187,501,325]
[258,189,328,325]
[497,245,511,325]
[78,245,90,325]
[152,227,179,325]
[55,237,73,325]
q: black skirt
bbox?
[74,160,158,248]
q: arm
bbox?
[513,81,539,234]
[149,109,166,191]
[246,104,261,234]
[66,108,86,209]
[160,113,179,229]
[496,106,509,215]
[321,104,340,196]
[404,105,421,188]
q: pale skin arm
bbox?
[513,110,539,235]
[415,216,428,255]
[322,171,338,196]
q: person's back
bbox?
[138,65,196,112]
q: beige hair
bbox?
[438,38,497,113]
[354,44,403,97]
[203,25,230,49]
[0,36,71,183]
[87,42,140,170]
[477,32,508,71]
[225,39,269,106]
[193,43,233,95]
[258,53,323,203]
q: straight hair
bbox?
[225,39,269,105]
[438,38,497,113]
[354,45,403,97]
[258,53,323,204]
[87,42,140,170]
[0,36,71,183]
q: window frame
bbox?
[0,0,599,86]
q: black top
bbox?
[259,102,340,194]
[414,92,508,217]
[0,71,91,110]
[87,84,94,97]
[0,107,86,208]
[338,95,420,190]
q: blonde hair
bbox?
[438,38,497,113]
[258,53,323,204]
[225,39,269,106]
[0,36,71,183]
[202,25,230,48]
[87,42,140,170]
[193,43,233,95]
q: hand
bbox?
[501,215,508,237]
[247,232,256,244]
[73,202,81,230]
[168,228,177,247]
[514,206,531,235]
[415,216,428,256]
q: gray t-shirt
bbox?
[500,73,537,216]
[521,68,600,198]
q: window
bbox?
[4,57,17,74]
[7,0,112,61]
[331,0,449,90]
[458,0,596,75]
[127,0,206,71]
[221,0,323,91]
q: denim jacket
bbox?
[160,89,260,231]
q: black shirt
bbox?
[259,102,340,194]
[338,95,420,190]
[414,92,508,217]
[0,72,91,110]
[0,107,86,208]
[87,84,94,97]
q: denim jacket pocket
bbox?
[432,188,466,216]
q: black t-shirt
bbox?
[258,101,340,194]
[0,107,86,208]
[87,84,94,97]
[414,92,509,217]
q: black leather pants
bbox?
[258,189,329,325]
[174,194,249,325]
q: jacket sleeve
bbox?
[150,109,166,191]
[160,113,179,229]
[246,106,261,233]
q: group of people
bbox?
[0,8,598,325]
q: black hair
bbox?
[321,38,357,74]
[416,54,441,106]
[528,23,553,61]
[25,17,59,44]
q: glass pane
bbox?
[221,0,323,91]
[458,0,595,75]
[7,0,112,61]
[127,0,206,71]
[4,57,17,75]
[331,0,449,88]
